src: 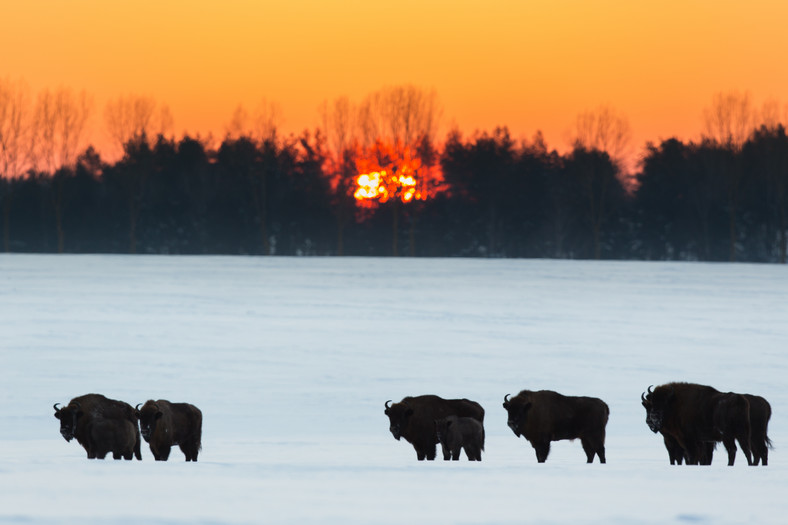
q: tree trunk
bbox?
[779,203,786,264]
[259,173,270,255]
[2,190,11,252]
[128,193,137,254]
[409,212,416,257]
[53,179,65,253]
[391,199,399,257]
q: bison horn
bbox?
[385,400,392,409]
[647,385,654,395]
[136,403,142,411]
[53,403,61,413]
[504,394,511,403]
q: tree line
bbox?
[1,124,786,262]
[1,81,786,262]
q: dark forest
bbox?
[1,124,786,263]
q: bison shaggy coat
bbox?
[384,395,485,461]
[136,399,202,461]
[503,390,609,463]
[53,393,142,460]
[434,415,485,461]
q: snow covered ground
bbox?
[1,254,786,524]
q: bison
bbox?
[86,418,138,460]
[53,393,141,460]
[135,399,202,461]
[384,395,485,461]
[502,390,609,463]
[641,383,752,466]
[743,394,772,466]
[434,416,485,461]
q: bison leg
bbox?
[663,434,684,465]
[581,438,605,464]
[179,443,198,462]
[532,440,550,463]
[425,444,437,461]
[134,434,142,461]
[151,444,171,461]
[596,444,606,464]
[464,444,481,461]
[440,442,451,461]
[721,437,737,466]
[735,435,753,466]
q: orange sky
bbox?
[3,0,788,165]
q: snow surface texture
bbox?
[1,255,786,524]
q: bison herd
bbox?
[385,383,772,465]
[54,383,772,466]
[53,393,202,462]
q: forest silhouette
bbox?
[1,83,786,263]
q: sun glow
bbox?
[353,144,439,206]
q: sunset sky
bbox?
[3,0,788,164]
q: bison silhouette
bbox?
[384,395,484,460]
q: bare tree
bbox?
[356,85,442,256]
[225,104,251,140]
[104,94,173,157]
[701,90,756,261]
[0,78,35,251]
[703,91,753,149]
[252,98,283,145]
[34,87,92,173]
[320,96,358,255]
[33,87,93,253]
[358,85,440,152]
[571,104,632,177]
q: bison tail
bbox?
[766,435,774,450]
[134,428,142,460]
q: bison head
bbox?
[641,385,672,433]
[53,402,82,442]
[135,401,162,443]
[434,417,452,444]
[384,400,413,441]
[502,394,531,437]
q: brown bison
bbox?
[86,418,138,460]
[384,395,485,461]
[502,390,609,463]
[53,393,142,460]
[641,383,752,466]
[743,394,772,466]
[135,400,202,461]
[435,416,485,461]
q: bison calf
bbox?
[503,389,609,463]
[435,416,485,461]
[87,418,138,460]
[135,400,202,461]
